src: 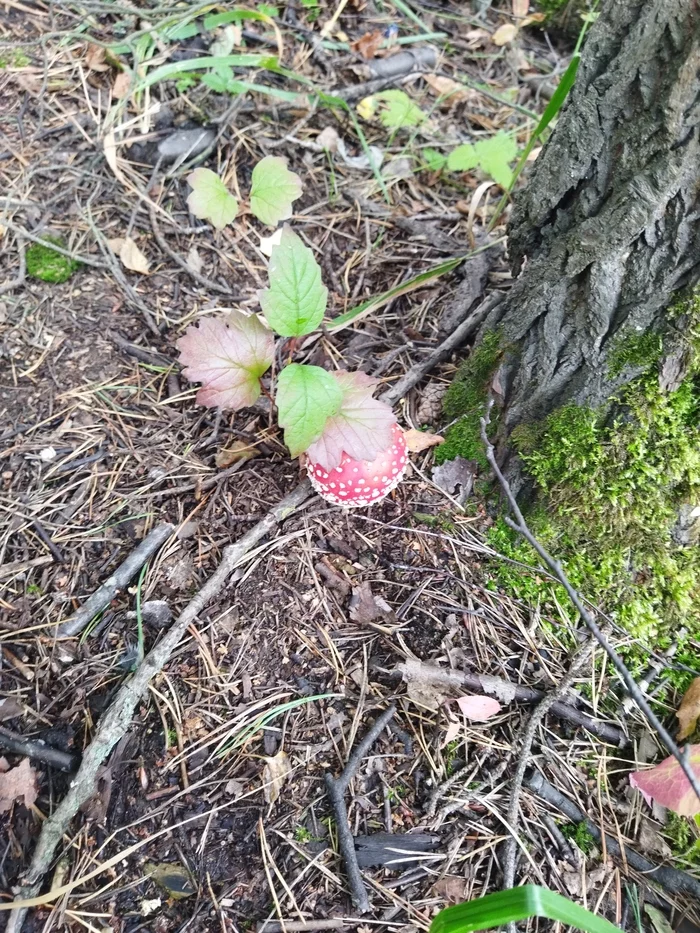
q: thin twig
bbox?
[257,922,355,933]
[379,293,502,407]
[148,203,240,298]
[0,726,78,773]
[0,235,26,296]
[57,523,175,638]
[501,641,594,892]
[324,706,396,913]
[108,330,173,368]
[479,401,700,812]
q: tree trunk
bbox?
[479,0,700,440]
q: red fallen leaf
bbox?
[456,695,502,722]
[630,745,700,816]
[351,29,384,60]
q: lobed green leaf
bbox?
[186,168,238,230]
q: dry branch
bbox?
[324,706,396,913]
[57,523,176,638]
[393,662,627,746]
[526,771,700,903]
[0,726,78,773]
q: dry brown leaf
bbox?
[186,246,203,275]
[677,676,700,739]
[85,44,110,71]
[398,658,463,711]
[316,126,340,152]
[0,697,23,721]
[349,581,397,626]
[112,71,132,99]
[521,12,546,26]
[350,29,384,59]
[0,758,38,813]
[214,440,258,469]
[512,0,529,16]
[492,23,519,45]
[432,875,467,905]
[262,749,291,805]
[403,428,444,452]
[120,237,150,274]
[423,75,477,108]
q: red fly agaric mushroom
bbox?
[306,423,408,507]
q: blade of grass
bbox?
[391,0,435,35]
[131,53,276,93]
[430,886,621,933]
[327,239,504,332]
[216,694,340,755]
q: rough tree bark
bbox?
[478,0,700,439]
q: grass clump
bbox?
[436,331,502,468]
[26,236,80,283]
[487,301,700,652]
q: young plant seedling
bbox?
[177,157,407,507]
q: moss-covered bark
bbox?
[468,0,700,460]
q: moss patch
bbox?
[26,236,80,283]
[487,294,700,662]
[436,331,502,468]
[609,331,663,378]
[561,821,596,855]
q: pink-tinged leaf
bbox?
[630,745,700,816]
[455,694,502,722]
[177,311,274,411]
[305,371,396,471]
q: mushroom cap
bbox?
[307,422,408,507]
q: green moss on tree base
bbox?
[26,236,80,283]
[436,331,502,468]
[487,291,700,660]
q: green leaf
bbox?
[276,363,342,457]
[186,168,238,230]
[258,3,279,15]
[375,89,425,128]
[131,53,274,93]
[259,227,327,337]
[431,886,620,933]
[250,155,303,227]
[447,144,479,172]
[447,132,517,188]
[422,148,447,172]
[474,133,518,186]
